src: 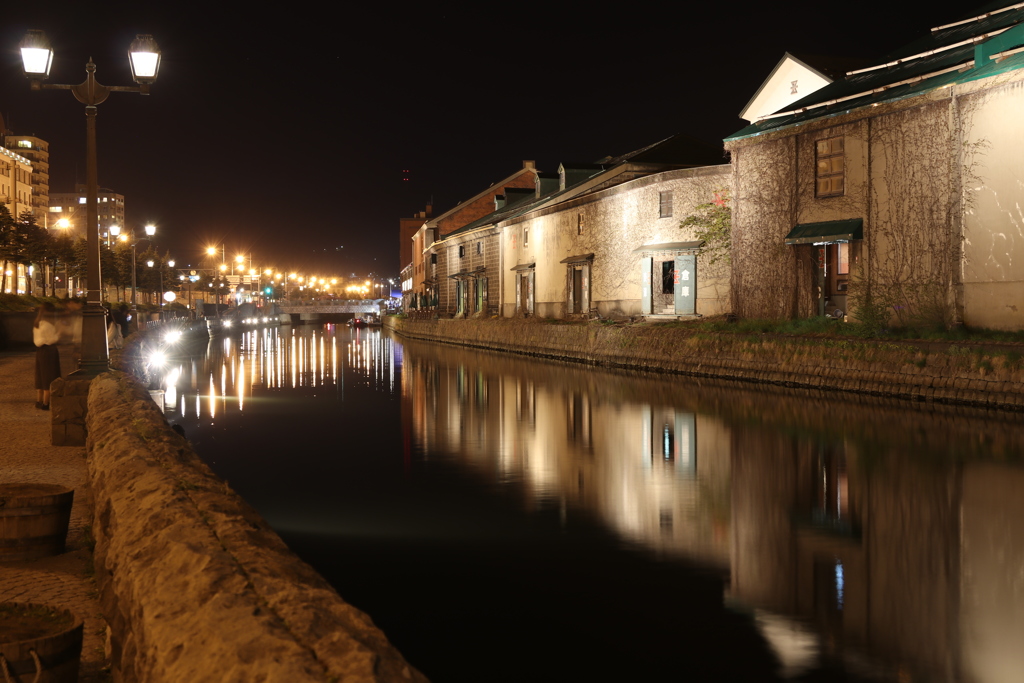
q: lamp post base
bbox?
[69,303,109,377]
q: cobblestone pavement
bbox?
[0,347,109,682]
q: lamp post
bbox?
[54,218,72,296]
[20,30,160,376]
[147,257,174,319]
[126,223,158,319]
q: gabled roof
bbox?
[739,53,836,123]
[424,161,536,228]
[440,133,718,240]
[727,2,1024,141]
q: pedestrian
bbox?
[103,305,122,350]
[115,302,131,338]
[60,299,84,368]
[33,302,62,411]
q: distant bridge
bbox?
[277,299,383,317]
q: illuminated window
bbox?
[659,191,673,218]
[524,227,529,247]
[837,243,850,275]
[49,206,61,212]
[78,197,86,204]
[816,137,845,197]
[577,213,584,235]
[17,141,31,149]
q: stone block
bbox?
[50,376,94,447]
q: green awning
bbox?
[631,241,704,254]
[785,218,863,245]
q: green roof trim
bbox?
[785,218,863,245]
[726,6,1024,143]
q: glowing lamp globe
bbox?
[20,30,53,79]
[128,35,161,85]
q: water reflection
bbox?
[400,338,1024,682]
[161,327,1024,682]
[162,325,400,423]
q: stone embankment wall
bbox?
[387,317,1024,410]
[0,311,35,349]
[86,372,426,683]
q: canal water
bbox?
[153,323,1024,682]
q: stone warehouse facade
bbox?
[403,161,537,312]
[401,4,1024,330]
[726,9,1024,330]
[410,134,728,320]
[500,164,731,319]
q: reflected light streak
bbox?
[315,333,323,387]
[208,373,217,418]
[332,337,338,383]
[291,334,297,388]
[238,357,245,411]
[164,367,180,410]
[310,333,317,388]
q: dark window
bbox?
[430,253,437,265]
[458,245,465,258]
[816,137,845,197]
[661,261,674,294]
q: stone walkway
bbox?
[0,347,109,681]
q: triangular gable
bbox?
[739,53,834,123]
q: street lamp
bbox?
[146,256,173,319]
[20,29,161,375]
[125,223,158,320]
[54,218,72,295]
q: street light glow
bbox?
[19,30,53,77]
[128,34,161,84]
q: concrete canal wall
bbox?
[85,372,426,683]
[386,317,1024,411]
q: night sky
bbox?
[0,1,966,279]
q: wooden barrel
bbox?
[0,603,83,683]
[0,484,74,562]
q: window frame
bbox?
[815,136,845,198]
[659,191,673,218]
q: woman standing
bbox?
[33,302,61,410]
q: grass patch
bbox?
[0,293,79,312]
[696,316,1024,345]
